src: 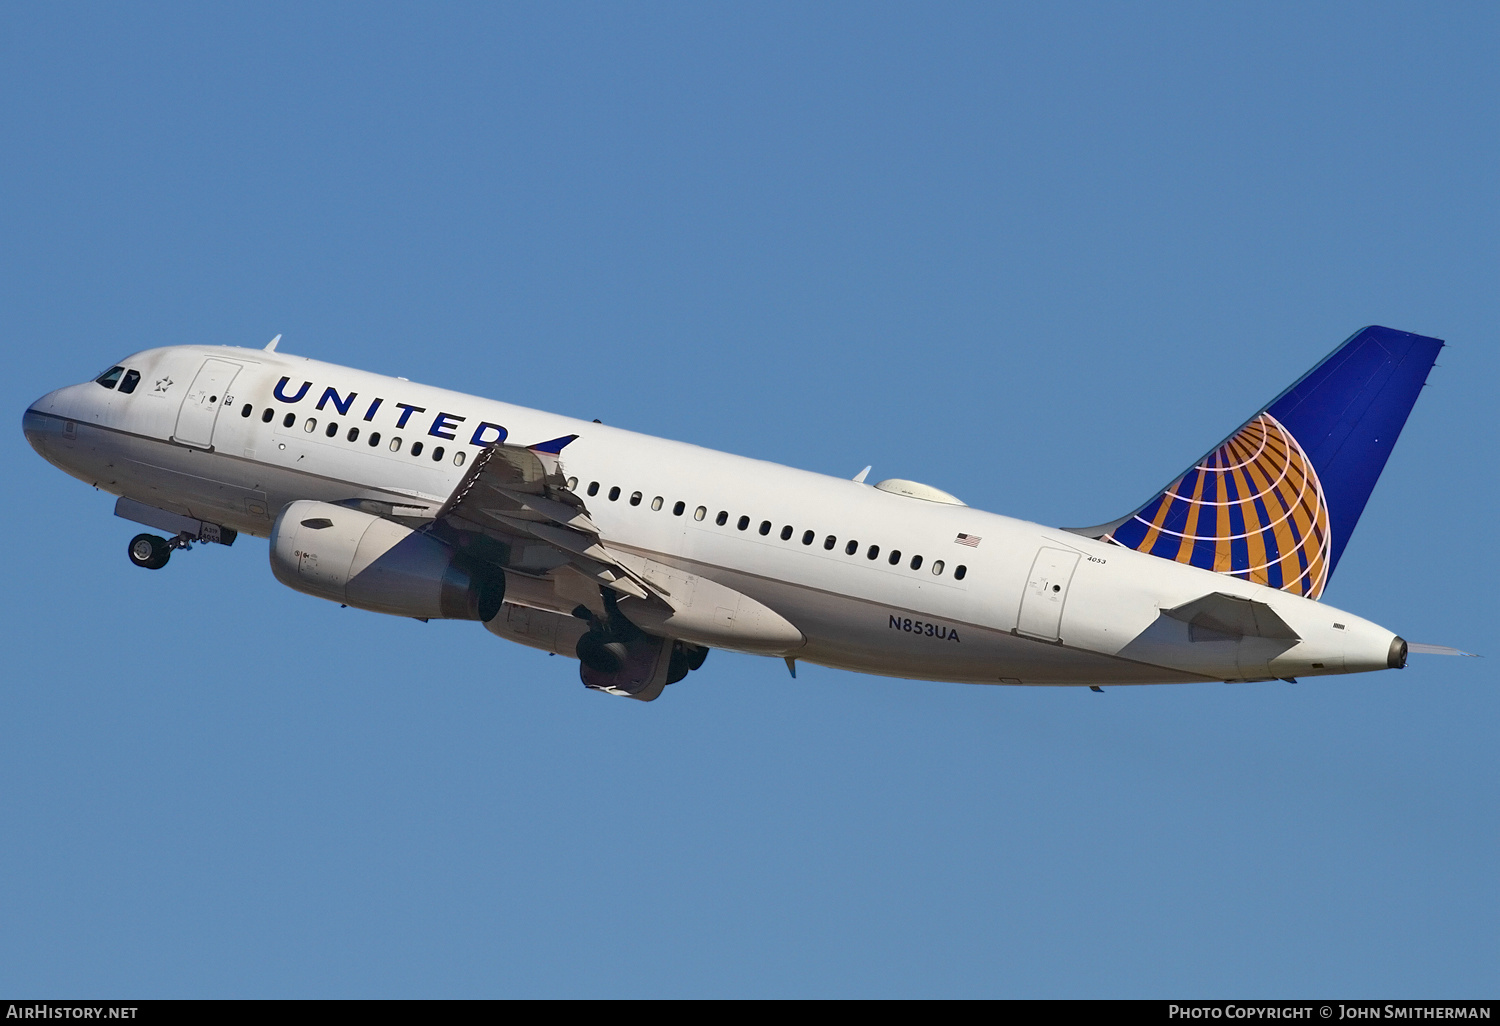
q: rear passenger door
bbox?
[1015,547,1081,642]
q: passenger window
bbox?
[932,560,944,575]
[608,486,620,501]
[780,525,793,540]
[673,501,685,516]
[411,441,424,457]
[283,413,295,428]
[954,565,967,580]
[304,418,317,432]
[95,367,124,389]
[241,403,252,418]
[119,370,141,394]
[347,427,360,442]
[566,477,578,490]
[867,545,880,560]
[910,555,923,570]
[630,491,642,506]
[694,506,706,521]
[432,446,444,461]
[454,451,466,467]
[588,482,600,497]
[390,437,402,452]
[716,511,728,526]
[737,516,749,531]
[889,550,902,565]
[802,530,814,545]
[823,535,836,550]
[262,408,274,423]
[369,432,381,447]
[845,540,858,555]
[651,496,663,511]
[325,422,338,438]
[759,521,771,535]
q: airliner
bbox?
[22,326,1469,700]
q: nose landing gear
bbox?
[127,531,195,570]
[120,505,237,570]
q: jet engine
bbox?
[485,594,710,701]
[270,500,503,621]
[484,600,591,655]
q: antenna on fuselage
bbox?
[852,466,872,483]
[264,334,282,352]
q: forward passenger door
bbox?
[172,358,243,450]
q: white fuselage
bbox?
[25,345,1403,686]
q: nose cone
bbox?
[22,390,63,455]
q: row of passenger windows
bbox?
[568,478,968,581]
[242,405,468,466]
[235,402,964,579]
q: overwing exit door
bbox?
[1015,547,1081,642]
[172,359,242,450]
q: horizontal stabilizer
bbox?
[1164,592,1300,641]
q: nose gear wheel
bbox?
[127,533,172,570]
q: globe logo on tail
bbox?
[1106,413,1331,598]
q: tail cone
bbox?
[1388,636,1408,669]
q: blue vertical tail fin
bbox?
[1070,326,1444,598]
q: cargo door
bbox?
[172,359,242,450]
[1016,547,1081,642]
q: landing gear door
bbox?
[172,359,242,450]
[1016,547,1081,642]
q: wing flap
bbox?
[432,437,663,605]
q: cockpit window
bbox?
[118,369,141,394]
[95,366,124,389]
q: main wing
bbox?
[429,434,661,604]
[428,433,804,657]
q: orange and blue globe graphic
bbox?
[1106,413,1331,598]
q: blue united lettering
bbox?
[429,412,465,440]
[268,379,514,449]
[316,386,357,415]
[470,422,507,446]
[273,377,312,403]
[393,403,426,428]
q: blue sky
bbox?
[2,2,1494,997]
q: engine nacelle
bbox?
[483,600,591,655]
[485,597,710,700]
[270,500,502,620]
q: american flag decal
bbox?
[955,533,980,547]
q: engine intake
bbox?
[270,500,502,620]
